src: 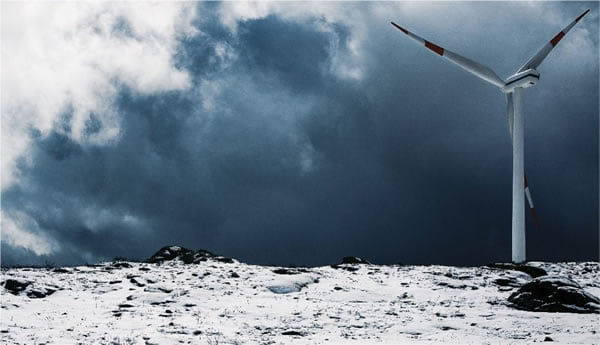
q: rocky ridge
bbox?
[1,246,598,344]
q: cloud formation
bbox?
[1,2,196,258]
[2,2,195,187]
[1,2,598,266]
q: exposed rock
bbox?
[2,279,57,299]
[282,330,304,336]
[436,281,477,290]
[181,250,214,264]
[488,262,547,278]
[508,276,600,314]
[143,285,173,293]
[273,268,310,275]
[129,276,146,287]
[213,256,235,264]
[2,279,31,295]
[444,272,473,280]
[493,277,523,288]
[330,256,370,271]
[147,246,234,265]
[197,249,215,257]
[147,246,195,263]
[514,265,547,278]
[341,256,371,265]
[52,268,71,274]
[273,268,299,275]
[492,270,532,291]
[112,262,133,269]
[330,264,359,272]
[26,287,56,299]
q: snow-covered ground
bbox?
[1,254,599,345]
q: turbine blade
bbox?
[517,9,590,72]
[391,22,505,88]
[524,175,541,229]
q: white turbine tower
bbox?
[391,9,590,263]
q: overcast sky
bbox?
[1,2,598,267]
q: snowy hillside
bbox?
[1,246,599,345]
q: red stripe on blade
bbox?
[550,31,565,46]
[391,22,409,35]
[576,9,590,22]
[524,175,529,187]
[425,41,444,56]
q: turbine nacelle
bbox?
[502,69,540,93]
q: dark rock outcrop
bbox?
[488,262,547,278]
[2,279,31,295]
[330,264,359,272]
[147,246,234,265]
[112,262,133,269]
[147,246,195,263]
[27,287,56,299]
[508,276,600,314]
[181,249,215,264]
[273,268,310,275]
[213,256,235,264]
[330,256,370,271]
[493,277,523,288]
[3,279,57,298]
[341,256,371,265]
[128,276,146,287]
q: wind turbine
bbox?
[391,9,590,263]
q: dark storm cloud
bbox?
[2,2,597,266]
[239,15,334,92]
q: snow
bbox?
[265,273,318,294]
[1,260,598,344]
